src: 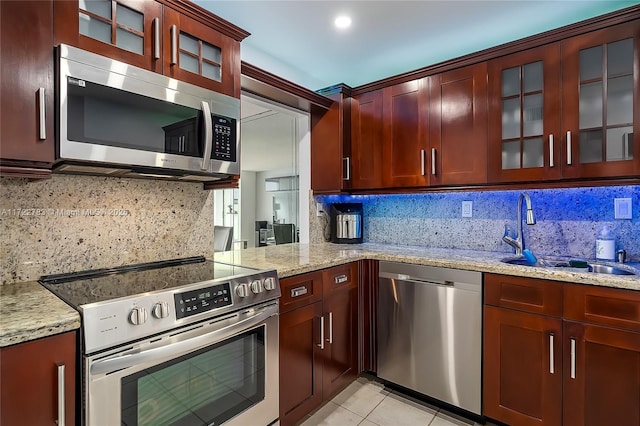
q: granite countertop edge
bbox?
[3,243,639,347]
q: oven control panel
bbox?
[174,282,232,319]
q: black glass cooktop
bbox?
[40,256,259,308]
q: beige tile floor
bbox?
[300,376,494,426]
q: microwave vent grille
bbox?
[57,164,126,175]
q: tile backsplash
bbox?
[1,175,214,285]
[315,185,640,261]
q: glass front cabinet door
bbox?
[488,44,561,183]
[561,21,640,179]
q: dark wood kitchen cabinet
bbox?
[54,0,247,97]
[381,78,430,188]
[279,263,359,426]
[560,20,640,180]
[429,62,488,186]
[0,331,77,426]
[350,89,384,189]
[487,43,562,183]
[311,85,352,194]
[484,273,640,426]
[0,0,55,178]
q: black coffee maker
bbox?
[330,203,363,244]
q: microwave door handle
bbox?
[201,101,213,171]
[90,306,276,376]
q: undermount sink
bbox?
[500,256,638,276]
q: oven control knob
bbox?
[129,306,148,325]
[250,279,264,294]
[152,302,170,319]
[235,283,249,298]
[263,277,276,291]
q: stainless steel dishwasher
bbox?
[377,261,482,415]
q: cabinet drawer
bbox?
[485,274,563,317]
[564,284,640,332]
[279,271,323,314]
[323,262,358,295]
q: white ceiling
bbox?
[196,0,637,91]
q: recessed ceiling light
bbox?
[334,15,352,29]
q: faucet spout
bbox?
[503,192,536,256]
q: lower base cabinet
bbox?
[279,263,359,426]
[0,331,76,426]
[484,274,640,426]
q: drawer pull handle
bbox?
[290,286,308,297]
[335,274,348,284]
[570,338,576,379]
[549,333,555,374]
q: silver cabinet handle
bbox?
[549,333,555,374]
[290,286,308,297]
[570,338,576,379]
[343,157,351,181]
[38,87,46,140]
[334,274,348,284]
[318,316,325,349]
[153,17,160,59]
[420,149,426,176]
[431,148,436,175]
[327,312,333,344]
[200,101,213,171]
[170,25,177,65]
[549,134,554,168]
[57,363,65,426]
[566,131,572,165]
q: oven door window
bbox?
[121,326,265,426]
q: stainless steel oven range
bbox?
[41,256,280,426]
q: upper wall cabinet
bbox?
[54,0,247,97]
[350,89,384,189]
[561,21,639,179]
[429,63,488,186]
[487,44,562,183]
[382,79,430,188]
[0,0,55,177]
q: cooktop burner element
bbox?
[40,256,280,354]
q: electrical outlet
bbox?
[614,198,632,219]
[462,201,473,218]
[316,203,325,217]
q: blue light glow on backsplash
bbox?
[316,185,640,259]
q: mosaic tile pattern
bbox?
[316,185,640,261]
[0,175,214,285]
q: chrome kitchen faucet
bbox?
[503,192,536,256]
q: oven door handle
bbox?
[90,305,277,376]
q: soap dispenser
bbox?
[596,226,616,260]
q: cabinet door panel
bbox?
[351,90,384,189]
[54,0,162,73]
[311,99,347,193]
[563,321,640,426]
[561,21,640,178]
[163,8,240,97]
[279,302,324,426]
[430,63,488,185]
[0,332,76,426]
[487,44,562,183]
[382,79,430,187]
[484,306,562,426]
[0,0,54,166]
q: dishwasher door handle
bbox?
[380,272,454,287]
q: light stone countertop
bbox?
[0,281,80,348]
[3,243,639,347]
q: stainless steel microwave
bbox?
[56,44,240,182]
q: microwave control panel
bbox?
[211,116,237,162]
